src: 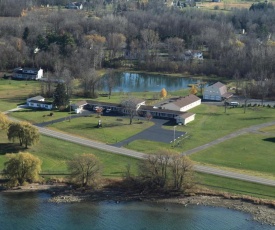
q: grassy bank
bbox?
[198,173,275,200]
[0,133,139,177]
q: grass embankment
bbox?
[197,173,275,200]
[0,133,139,177]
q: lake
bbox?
[100,72,199,92]
[0,192,274,230]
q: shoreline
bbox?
[2,183,275,226]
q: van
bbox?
[229,102,239,106]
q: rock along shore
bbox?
[2,183,275,226]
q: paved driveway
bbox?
[112,118,185,147]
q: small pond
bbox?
[99,72,200,92]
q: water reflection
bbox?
[0,193,274,230]
[99,72,198,92]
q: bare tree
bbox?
[67,154,102,187]
[105,68,115,99]
[121,97,144,124]
[170,155,194,192]
[80,68,100,98]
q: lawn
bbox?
[198,173,275,200]
[126,140,173,154]
[179,104,275,151]
[190,133,275,178]
[0,132,139,177]
[10,109,70,124]
[0,79,40,111]
[48,115,154,144]
[126,104,275,153]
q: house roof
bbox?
[87,100,121,107]
[170,94,201,108]
[176,112,195,119]
[28,95,44,101]
[29,100,52,105]
[139,105,183,115]
[72,100,87,107]
[207,82,229,96]
[211,82,225,89]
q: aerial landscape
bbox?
[1,0,275,229]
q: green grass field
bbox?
[197,173,275,200]
[0,132,139,177]
[48,116,154,144]
[179,104,275,150]
[190,132,275,178]
[10,109,70,124]
[0,79,40,111]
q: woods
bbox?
[1,0,275,90]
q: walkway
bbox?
[181,121,275,155]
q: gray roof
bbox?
[208,82,228,96]
[72,100,87,106]
[170,94,201,108]
[28,95,44,101]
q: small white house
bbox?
[161,94,201,112]
[26,96,53,110]
[175,112,195,125]
[203,82,233,101]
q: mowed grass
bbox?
[0,79,40,111]
[179,104,275,151]
[0,132,139,177]
[190,133,275,177]
[10,109,70,124]
[48,116,154,144]
[198,173,275,200]
[126,140,173,154]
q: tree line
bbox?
[1,1,275,97]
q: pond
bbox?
[99,72,200,92]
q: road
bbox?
[37,125,275,187]
[5,107,275,187]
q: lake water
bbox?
[100,72,199,92]
[0,192,274,230]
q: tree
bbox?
[67,154,102,187]
[3,152,42,186]
[121,97,143,125]
[7,122,40,148]
[138,151,195,192]
[170,155,194,192]
[190,85,198,95]
[139,151,171,189]
[53,83,69,109]
[160,88,167,98]
[0,113,10,130]
[106,33,126,58]
[80,68,100,98]
[105,68,115,99]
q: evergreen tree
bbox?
[53,83,69,109]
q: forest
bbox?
[1,0,275,98]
